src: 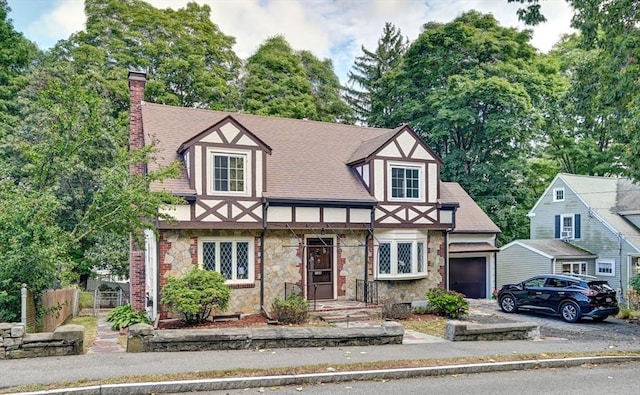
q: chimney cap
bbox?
[128,69,147,81]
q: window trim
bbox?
[207,148,251,196]
[553,187,565,202]
[561,261,587,276]
[596,259,615,277]
[387,162,424,202]
[198,237,254,284]
[560,213,574,239]
[376,239,427,280]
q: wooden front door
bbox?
[307,238,333,300]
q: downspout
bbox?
[619,233,624,296]
[493,234,498,295]
[364,207,375,303]
[154,219,161,326]
[260,201,271,319]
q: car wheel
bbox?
[560,301,581,323]
[591,316,608,322]
[499,294,518,313]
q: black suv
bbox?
[497,274,619,323]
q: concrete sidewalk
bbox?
[2,306,638,393]
[2,330,638,392]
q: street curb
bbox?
[13,355,640,394]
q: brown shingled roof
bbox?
[440,182,500,234]
[141,103,398,202]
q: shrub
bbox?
[381,299,412,320]
[617,305,640,320]
[413,305,429,315]
[161,268,231,324]
[106,304,150,330]
[78,292,94,311]
[425,288,469,319]
[630,273,640,293]
[272,295,309,324]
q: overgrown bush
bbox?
[161,268,231,324]
[425,288,469,319]
[381,299,412,320]
[106,304,150,330]
[272,295,309,324]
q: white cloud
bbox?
[26,0,85,47]
[20,0,575,83]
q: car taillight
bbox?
[581,289,598,297]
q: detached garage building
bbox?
[497,239,597,288]
[442,182,501,299]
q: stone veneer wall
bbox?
[374,230,446,303]
[337,231,368,300]
[159,229,262,316]
[0,323,84,359]
[158,229,444,315]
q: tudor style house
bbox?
[128,71,499,319]
[498,173,640,300]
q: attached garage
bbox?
[450,257,487,298]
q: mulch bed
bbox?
[157,314,269,330]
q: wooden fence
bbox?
[21,286,80,333]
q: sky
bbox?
[6,0,575,84]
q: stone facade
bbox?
[158,228,447,317]
[0,323,84,359]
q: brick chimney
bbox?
[128,70,147,312]
[129,70,146,176]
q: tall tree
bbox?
[52,0,241,114]
[242,36,352,122]
[345,22,407,125]
[512,0,640,180]
[377,11,557,243]
[0,0,37,129]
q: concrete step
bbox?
[318,313,373,323]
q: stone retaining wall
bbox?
[0,323,84,359]
[127,322,404,352]
[444,320,540,341]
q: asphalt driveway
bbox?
[467,299,640,343]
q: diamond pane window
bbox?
[378,243,391,274]
[376,239,427,278]
[397,242,412,273]
[236,242,249,279]
[220,242,233,280]
[202,242,216,271]
[200,239,254,283]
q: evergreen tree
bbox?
[344,22,407,125]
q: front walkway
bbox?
[87,310,125,354]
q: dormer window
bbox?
[388,163,423,201]
[209,151,249,195]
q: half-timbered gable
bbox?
[348,126,445,228]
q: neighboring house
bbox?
[498,173,640,299]
[127,71,500,319]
